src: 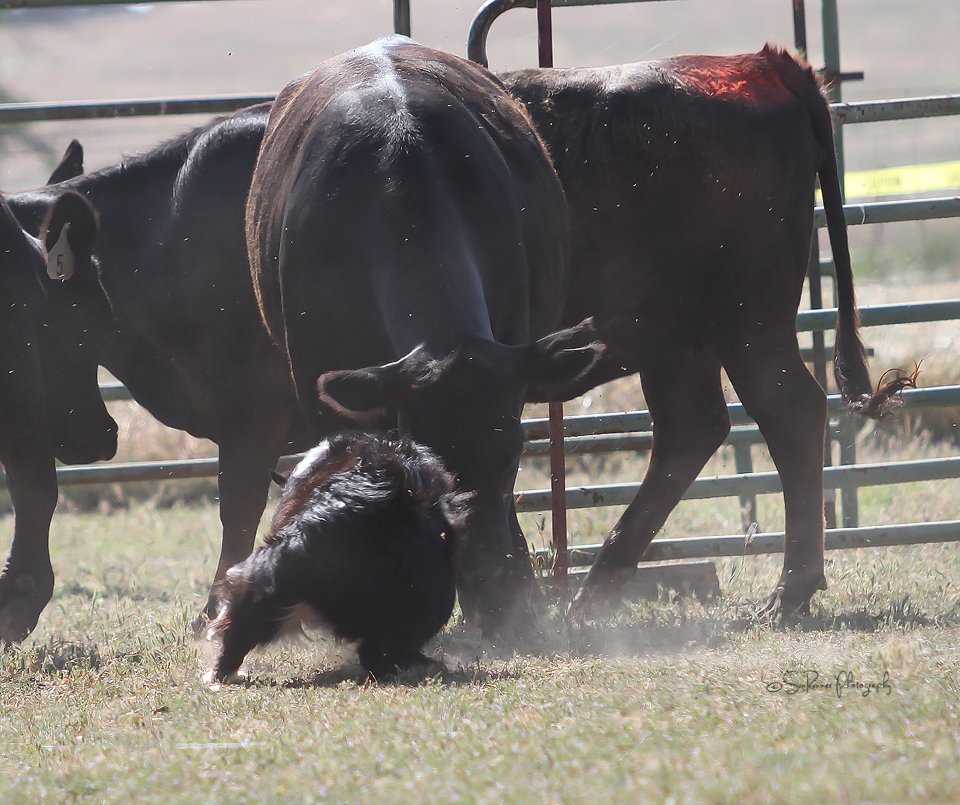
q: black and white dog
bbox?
[205,432,469,682]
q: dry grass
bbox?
[2,499,959,804]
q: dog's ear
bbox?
[270,470,288,488]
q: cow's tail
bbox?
[774,45,917,418]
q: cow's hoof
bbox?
[0,571,53,644]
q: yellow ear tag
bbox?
[46,222,75,281]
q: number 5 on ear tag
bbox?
[46,222,75,281]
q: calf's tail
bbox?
[778,46,917,417]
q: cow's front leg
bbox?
[197,432,287,629]
[0,443,58,644]
[504,501,545,639]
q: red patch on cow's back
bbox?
[671,45,811,107]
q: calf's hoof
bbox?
[567,566,634,623]
[758,570,827,624]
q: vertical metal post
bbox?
[534,0,565,591]
[394,0,411,37]
[822,0,845,179]
[548,402,568,590]
[537,0,554,68]
[733,440,758,532]
[807,237,837,529]
[822,0,859,528]
[792,0,807,58]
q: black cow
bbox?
[500,46,905,618]
[7,105,311,635]
[246,36,600,634]
[205,431,470,682]
[0,190,117,643]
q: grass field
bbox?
[6,301,959,799]
[2,502,960,803]
[3,288,960,802]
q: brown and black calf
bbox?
[0,190,117,643]
[205,431,469,683]
[502,45,908,619]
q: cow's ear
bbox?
[39,190,97,282]
[526,318,605,402]
[47,140,84,185]
[317,365,406,424]
[316,345,443,423]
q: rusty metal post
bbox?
[537,0,554,68]
[792,0,807,59]
[535,0,566,590]
[549,402,568,590]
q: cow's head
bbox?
[34,191,118,464]
[316,319,601,635]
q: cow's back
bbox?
[247,36,570,364]
[501,47,822,344]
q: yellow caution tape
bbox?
[842,160,960,199]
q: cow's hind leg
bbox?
[572,351,730,617]
[722,338,828,620]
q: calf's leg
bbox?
[722,338,828,619]
[572,350,730,616]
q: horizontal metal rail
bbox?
[796,299,960,332]
[524,385,960,441]
[3,385,950,490]
[831,96,960,125]
[0,0,234,7]
[0,95,275,125]
[5,93,956,129]
[523,423,838,458]
[536,520,960,565]
[515,455,960,513]
[815,197,960,228]
[43,453,303,486]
